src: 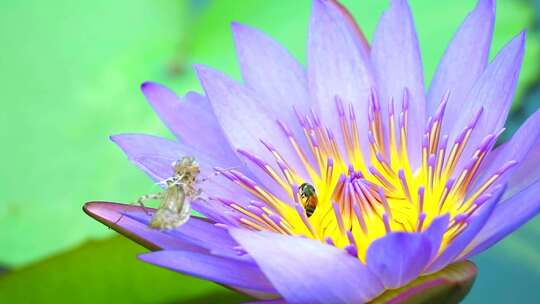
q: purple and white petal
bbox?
[308,0,375,159]
[110,133,216,181]
[232,22,310,116]
[465,179,540,257]
[195,64,308,193]
[371,0,425,168]
[451,32,526,171]
[505,144,540,197]
[141,83,237,163]
[424,214,451,260]
[110,133,255,216]
[83,201,206,252]
[124,210,238,254]
[139,250,276,293]
[364,214,448,289]
[475,109,540,194]
[427,0,495,118]
[426,184,506,273]
[242,300,286,304]
[231,23,312,160]
[366,232,431,289]
[231,229,385,304]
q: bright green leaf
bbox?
[0,236,251,303]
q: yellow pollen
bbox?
[216,93,513,262]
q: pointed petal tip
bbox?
[83,200,113,216]
[140,81,167,93]
[230,21,248,32]
[82,200,102,217]
[137,251,153,262]
[475,0,495,12]
[505,30,527,51]
[109,134,119,143]
[193,64,220,82]
[518,29,527,41]
[140,81,155,91]
[83,201,210,252]
[108,133,138,147]
[389,0,409,8]
[83,201,138,223]
[192,63,207,72]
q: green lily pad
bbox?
[0,235,251,303]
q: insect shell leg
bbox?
[136,193,164,215]
[112,192,164,225]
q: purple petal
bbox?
[366,232,431,289]
[425,184,506,273]
[141,83,236,163]
[450,32,526,171]
[427,0,494,117]
[243,301,285,304]
[326,0,370,50]
[505,143,540,197]
[307,0,374,158]
[110,133,254,220]
[424,214,451,260]
[139,250,276,293]
[373,261,477,304]
[83,201,206,252]
[370,0,425,168]
[140,82,183,139]
[194,65,307,194]
[232,22,310,115]
[474,108,540,191]
[110,133,216,182]
[230,229,384,303]
[465,178,540,257]
[231,23,312,161]
[123,210,238,254]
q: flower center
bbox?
[212,89,515,261]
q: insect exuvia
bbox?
[116,156,203,230]
[299,182,318,217]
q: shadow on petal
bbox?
[369,261,477,304]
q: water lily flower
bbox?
[84,0,538,303]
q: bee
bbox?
[116,156,202,230]
[299,182,318,217]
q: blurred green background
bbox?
[0,0,539,302]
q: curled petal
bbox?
[83,201,205,252]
